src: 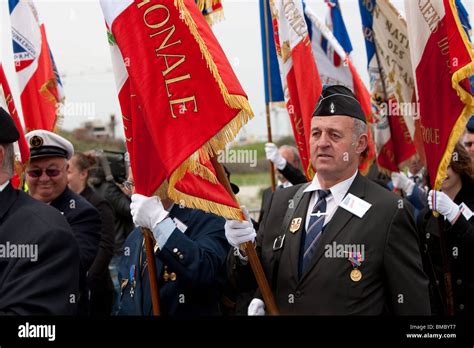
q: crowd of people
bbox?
[0,85,473,316]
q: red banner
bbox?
[104,0,253,219]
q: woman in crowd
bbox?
[418,143,474,315]
[68,152,116,315]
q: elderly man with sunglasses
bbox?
[25,130,101,315]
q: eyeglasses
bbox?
[464,141,474,148]
[26,164,66,178]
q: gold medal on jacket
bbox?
[350,268,362,282]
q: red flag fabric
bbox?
[0,64,29,164]
[302,5,376,175]
[406,0,474,189]
[102,0,253,219]
[270,0,323,179]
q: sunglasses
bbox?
[464,141,474,148]
[26,165,66,178]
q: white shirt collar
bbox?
[303,170,358,206]
[407,170,423,179]
[277,180,293,189]
[0,180,9,192]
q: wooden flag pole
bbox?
[265,104,277,192]
[263,0,276,192]
[141,227,161,316]
[210,156,279,315]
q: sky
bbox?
[0,0,473,142]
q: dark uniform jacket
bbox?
[117,205,229,316]
[50,187,101,292]
[232,172,431,315]
[258,162,307,227]
[81,186,116,315]
[418,178,474,315]
[0,183,79,315]
[279,162,307,186]
[93,181,134,255]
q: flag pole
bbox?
[210,155,279,315]
[437,216,454,315]
[263,0,276,192]
[141,227,161,316]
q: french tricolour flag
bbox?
[270,0,322,178]
[9,0,63,132]
[304,3,375,174]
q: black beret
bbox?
[313,85,366,123]
[0,107,19,143]
[467,115,474,133]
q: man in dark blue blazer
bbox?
[116,190,229,316]
[24,130,101,312]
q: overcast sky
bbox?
[0,0,473,141]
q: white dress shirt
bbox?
[407,170,423,184]
[0,180,9,192]
[303,170,358,230]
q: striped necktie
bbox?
[301,189,330,275]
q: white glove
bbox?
[248,298,265,316]
[224,207,256,249]
[265,143,287,170]
[427,190,461,224]
[130,194,169,229]
[391,172,415,196]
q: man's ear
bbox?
[80,170,88,180]
[355,134,368,155]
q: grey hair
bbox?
[0,143,15,177]
[280,145,301,169]
[352,118,368,144]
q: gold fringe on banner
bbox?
[158,0,254,220]
[168,185,243,220]
[434,0,474,191]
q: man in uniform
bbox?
[225,85,430,315]
[24,130,101,313]
[115,170,230,315]
[0,108,79,314]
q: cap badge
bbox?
[30,136,43,148]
